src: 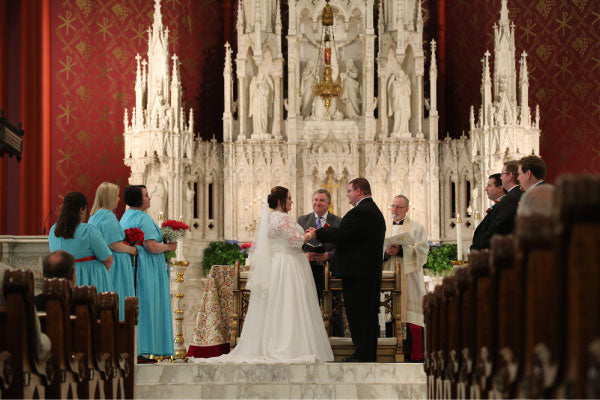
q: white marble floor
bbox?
[136,361,426,399]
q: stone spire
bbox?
[429,39,437,113]
[519,51,530,127]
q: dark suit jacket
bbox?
[297,211,341,264]
[471,186,523,250]
[316,197,386,279]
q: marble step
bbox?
[136,381,426,399]
[136,362,425,384]
[136,362,426,399]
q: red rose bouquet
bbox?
[161,220,190,260]
[124,228,144,246]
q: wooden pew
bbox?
[423,293,434,398]
[0,303,13,397]
[443,275,460,399]
[97,292,126,399]
[469,249,495,399]
[118,297,138,399]
[2,269,52,399]
[433,285,445,399]
[72,285,109,399]
[513,215,560,398]
[43,278,85,399]
[554,175,600,398]
[455,266,474,399]
[487,234,520,399]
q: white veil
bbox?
[246,201,272,298]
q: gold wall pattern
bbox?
[50,0,224,222]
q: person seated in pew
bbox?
[1,264,52,363]
[34,250,76,312]
[382,195,429,362]
[517,184,555,217]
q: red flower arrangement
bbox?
[161,220,190,231]
[160,219,190,260]
[240,243,252,250]
[124,228,144,245]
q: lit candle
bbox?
[177,215,184,261]
[456,213,463,261]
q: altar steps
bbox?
[136,362,426,399]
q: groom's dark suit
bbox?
[316,197,386,361]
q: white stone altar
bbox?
[123,0,540,264]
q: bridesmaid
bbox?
[89,182,137,321]
[49,192,113,292]
[120,185,176,360]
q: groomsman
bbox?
[517,155,547,191]
[309,178,386,362]
[470,173,506,251]
[474,160,523,249]
[297,189,341,303]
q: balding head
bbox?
[517,184,555,217]
[42,250,76,286]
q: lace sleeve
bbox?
[269,212,305,248]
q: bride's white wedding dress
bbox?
[191,209,334,363]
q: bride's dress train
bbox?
[190,210,334,363]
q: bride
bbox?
[191,186,334,363]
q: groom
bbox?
[307,178,386,362]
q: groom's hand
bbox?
[306,227,317,239]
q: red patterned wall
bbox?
[49,0,224,225]
[445,0,600,181]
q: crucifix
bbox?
[321,175,339,214]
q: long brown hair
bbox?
[55,192,88,238]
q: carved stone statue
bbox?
[388,71,411,134]
[249,72,273,135]
[340,59,361,119]
[300,59,316,117]
[185,180,195,223]
[147,173,167,219]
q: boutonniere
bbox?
[486,208,492,214]
[323,223,330,228]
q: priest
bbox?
[382,195,428,362]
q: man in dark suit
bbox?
[308,178,386,362]
[297,189,342,304]
[473,161,523,251]
[517,155,547,191]
[470,173,506,251]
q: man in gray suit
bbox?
[297,189,342,304]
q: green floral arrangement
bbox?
[201,240,247,274]
[425,243,457,276]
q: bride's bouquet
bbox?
[161,220,190,260]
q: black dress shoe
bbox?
[341,357,360,362]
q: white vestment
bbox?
[382,217,428,326]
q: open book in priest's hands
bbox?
[302,242,327,253]
[383,232,414,249]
